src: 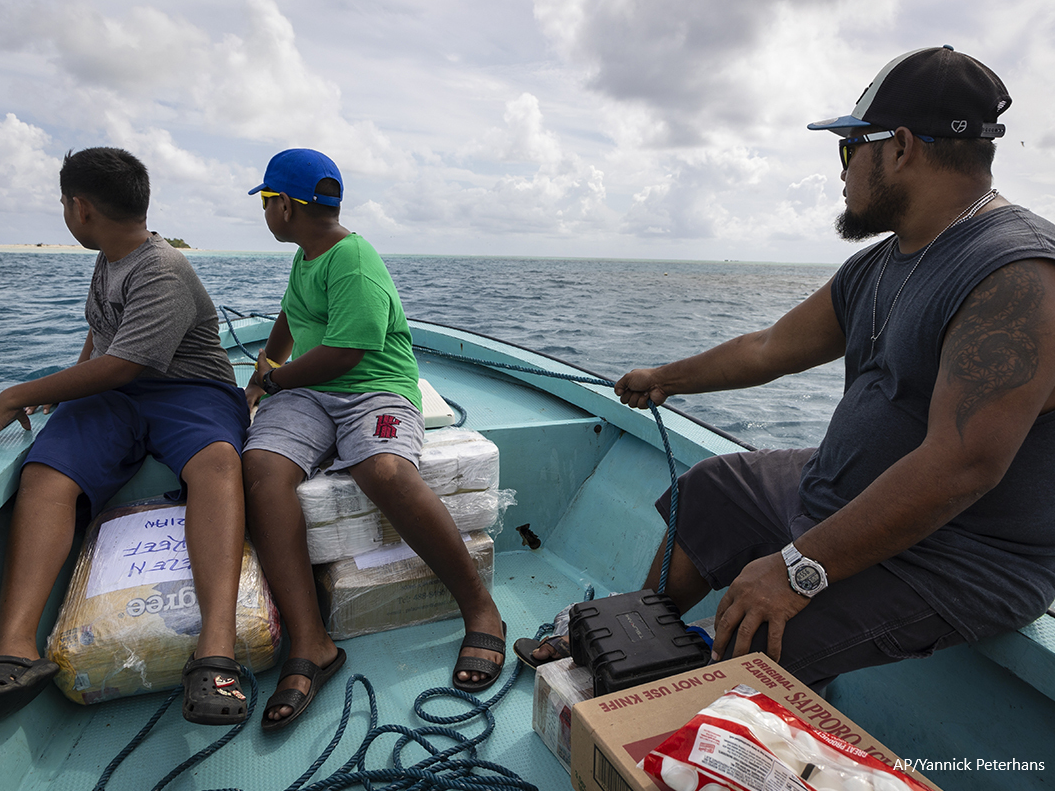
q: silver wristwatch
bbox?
[781,542,828,598]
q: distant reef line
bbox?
[0,241,196,252]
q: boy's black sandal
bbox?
[261,647,347,732]
[181,655,248,726]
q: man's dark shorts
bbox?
[655,449,966,690]
[24,378,250,519]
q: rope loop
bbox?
[93,665,259,791]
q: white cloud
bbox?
[0,114,61,212]
[0,0,1053,259]
[533,0,883,146]
[466,93,564,167]
[348,199,402,233]
[2,0,413,179]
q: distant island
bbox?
[165,237,190,248]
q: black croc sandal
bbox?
[261,648,346,732]
[181,655,247,726]
[452,622,506,693]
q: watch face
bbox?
[793,564,822,592]
[262,370,281,394]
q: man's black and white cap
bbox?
[809,45,1011,139]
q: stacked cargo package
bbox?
[305,428,514,639]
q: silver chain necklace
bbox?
[870,188,999,354]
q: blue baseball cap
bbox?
[248,148,343,206]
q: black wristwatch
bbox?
[261,368,283,395]
[781,542,828,598]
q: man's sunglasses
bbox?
[259,190,309,209]
[838,131,934,169]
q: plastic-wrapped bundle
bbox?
[532,657,594,773]
[46,502,280,705]
[315,531,494,640]
[304,488,515,564]
[298,429,499,524]
[416,428,500,494]
[296,475,374,525]
[642,685,929,791]
[304,510,386,563]
[299,429,513,564]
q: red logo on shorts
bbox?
[374,415,401,439]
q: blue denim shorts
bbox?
[655,449,965,690]
[244,389,423,477]
[25,379,250,518]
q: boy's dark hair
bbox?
[59,147,150,222]
[921,137,996,177]
[300,177,341,219]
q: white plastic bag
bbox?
[642,685,929,791]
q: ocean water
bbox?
[0,250,842,449]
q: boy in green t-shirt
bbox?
[243,149,505,731]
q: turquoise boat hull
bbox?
[0,316,1052,790]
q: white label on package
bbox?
[355,532,472,570]
[85,506,192,598]
[688,720,810,791]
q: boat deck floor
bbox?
[16,549,581,791]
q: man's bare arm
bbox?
[616,278,846,408]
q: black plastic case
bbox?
[568,590,710,696]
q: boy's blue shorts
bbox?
[24,379,250,519]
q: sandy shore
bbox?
[0,243,92,253]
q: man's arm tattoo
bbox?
[942,262,1044,437]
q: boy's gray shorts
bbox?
[244,389,424,477]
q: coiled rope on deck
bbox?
[286,658,539,791]
[95,636,547,791]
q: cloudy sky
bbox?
[2,0,1054,262]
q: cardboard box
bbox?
[315,531,493,639]
[533,657,595,773]
[570,653,941,791]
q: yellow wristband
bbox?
[254,357,284,371]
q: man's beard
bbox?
[835,148,909,241]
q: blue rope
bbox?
[441,397,468,427]
[277,628,550,791]
[93,643,544,791]
[218,305,268,361]
[93,665,259,791]
[414,346,681,594]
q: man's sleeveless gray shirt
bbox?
[799,205,1055,641]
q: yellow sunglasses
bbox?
[259,190,309,208]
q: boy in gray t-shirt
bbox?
[0,148,250,725]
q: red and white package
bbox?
[642,685,930,791]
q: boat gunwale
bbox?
[407,317,756,452]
